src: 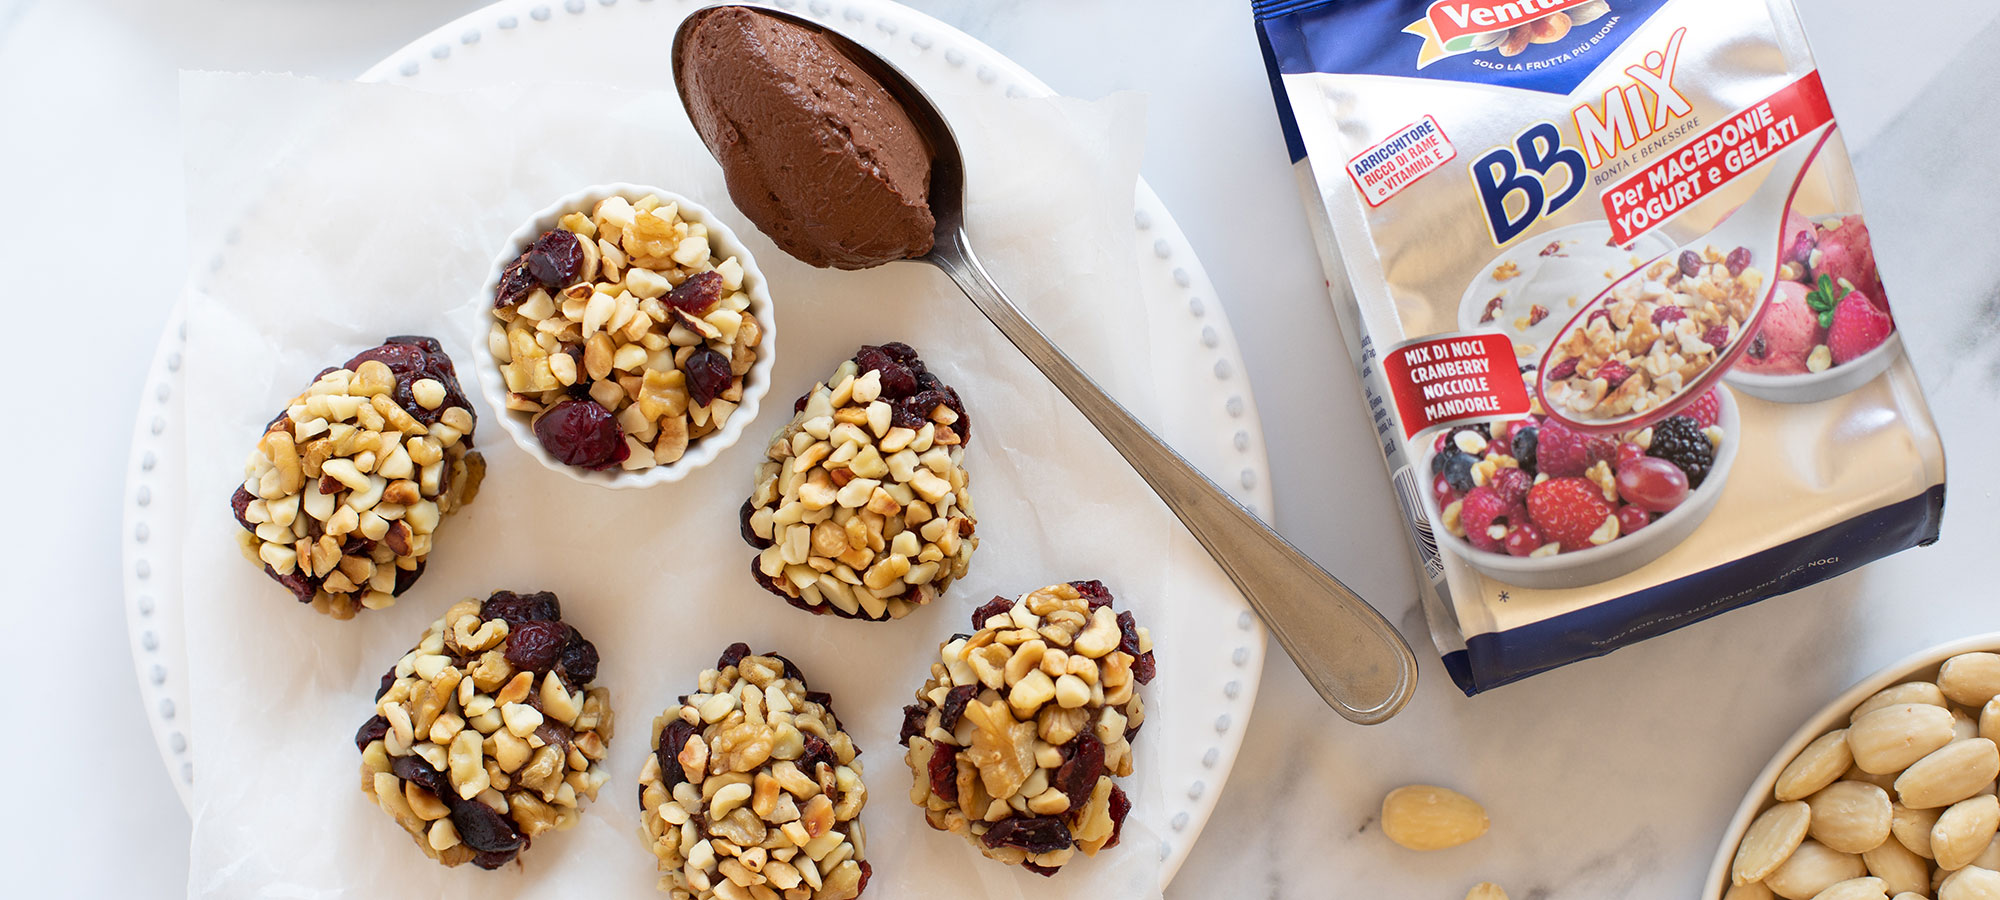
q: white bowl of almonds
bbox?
[470,183,776,488]
[1708,634,2000,899]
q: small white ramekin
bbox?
[466,183,777,489]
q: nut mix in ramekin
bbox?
[486,188,768,475]
[1543,245,1764,421]
[899,581,1154,876]
[230,336,485,619]
[742,343,975,621]
[356,591,612,870]
[641,644,870,900]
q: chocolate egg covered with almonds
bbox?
[356,591,612,869]
[900,581,1154,875]
[640,645,870,900]
[230,335,484,619]
[743,343,975,621]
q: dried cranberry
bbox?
[1597,360,1632,389]
[857,860,873,895]
[1546,357,1579,381]
[505,620,571,673]
[970,597,1014,629]
[1071,580,1114,608]
[1725,246,1753,277]
[683,347,734,409]
[1586,308,1612,328]
[391,755,452,799]
[495,259,539,308]
[877,342,922,365]
[799,733,835,778]
[805,690,840,723]
[534,399,627,469]
[1055,734,1104,808]
[1540,241,1564,256]
[740,498,772,549]
[265,564,316,604]
[1527,304,1550,326]
[768,653,809,687]
[533,719,574,757]
[355,715,390,751]
[450,794,526,855]
[230,486,256,532]
[1748,334,1769,360]
[982,816,1072,854]
[559,633,599,684]
[468,849,518,870]
[898,703,929,747]
[927,743,959,802]
[1785,228,1816,266]
[392,560,425,596]
[1703,324,1732,349]
[656,719,699,791]
[1132,650,1157,685]
[1651,307,1687,326]
[1103,784,1131,850]
[481,590,562,623]
[376,666,397,700]
[939,684,978,732]
[717,642,752,670]
[855,346,917,397]
[1478,296,1503,324]
[524,229,584,288]
[1677,250,1703,279]
[1022,862,1061,877]
[665,271,723,316]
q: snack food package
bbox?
[1252,0,1946,694]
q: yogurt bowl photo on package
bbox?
[1423,386,1740,590]
[467,183,777,488]
[1457,221,1677,364]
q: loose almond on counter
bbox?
[1380,784,1489,852]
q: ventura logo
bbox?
[1405,0,1601,68]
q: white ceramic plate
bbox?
[121,0,1275,885]
[1702,632,2000,898]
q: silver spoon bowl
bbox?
[673,6,1418,723]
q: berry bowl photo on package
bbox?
[1724,211,1902,404]
[1423,386,1741,590]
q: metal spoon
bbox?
[673,6,1418,723]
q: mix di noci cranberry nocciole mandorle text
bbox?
[1253,0,1945,694]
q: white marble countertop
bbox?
[3,0,1996,896]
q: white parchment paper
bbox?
[178,72,1175,900]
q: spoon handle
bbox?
[928,233,1418,724]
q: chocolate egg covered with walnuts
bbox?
[900,581,1154,875]
[742,343,975,621]
[356,591,612,869]
[640,644,870,900]
[230,336,484,619]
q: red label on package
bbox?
[1347,116,1457,207]
[1381,332,1531,439]
[1602,72,1835,245]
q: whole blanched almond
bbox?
[1735,801,1812,885]
[1464,883,1507,900]
[1974,833,2000,869]
[1960,708,1985,742]
[1898,739,2000,809]
[1810,877,1887,900]
[1842,765,1898,792]
[1723,881,1775,900]
[1941,866,2000,900]
[1381,785,1488,851]
[1941,654,2000,707]
[1980,697,2000,744]
[1852,682,1949,723]
[1934,795,2000,870]
[1780,730,1857,801]
[1862,835,1929,896]
[1850,704,1957,774]
[1765,839,1867,899]
[1891,803,1943,858]
[1808,781,1894,853]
